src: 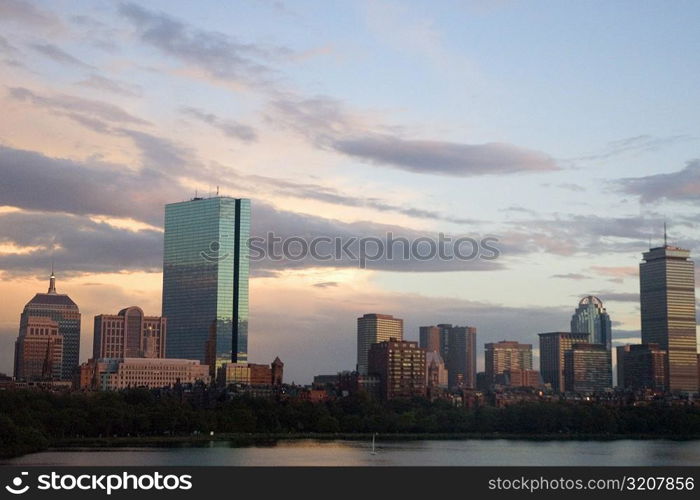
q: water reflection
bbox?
[4,440,700,466]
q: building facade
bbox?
[13,316,63,381]
[640,244,698,392]
[426,351,448,389]
[356,313,403,375]
[419,326,441,353]
[218,357,284,386]
[446,325,477,390]
[616,343,668,392]
[368,339,426,400]
[93,306,166,359]
[563,343,612,394]
[162,197,251,365]
[78,358,210,390]
[18,272,81,380]
[570,296,612,349]
[484,340,533,386]
[538,332,589,393]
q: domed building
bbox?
[570,296,611,350]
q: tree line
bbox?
[1,389,700,458]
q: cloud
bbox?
[269,96,558,177]
[180,106,257,142]
[8,86,150,126]
[28,43,94,69]
[330,134,558,177]
[574,134,695,162]
[591,291,639,303]
[551,273,589,280]
[0,0,62,30]
[76,74,143,98]
[119,2,288,87]
[616,159,700,203]
[0,145,184,226]
[312,281,338,288]
[0,211,162,276]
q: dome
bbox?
[578,295,603,307]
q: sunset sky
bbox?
[1,0,699,383]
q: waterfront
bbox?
[4,439,700,466]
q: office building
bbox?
[368,339,426,400]
[13,316,63,381]
[640,239,698,392]
[78,358,210,391]
[538,332,589,392]
[162,196,251,365]
[356,313,403,375]
[18,271,81,380]
[446,325,477,389]
[419,326,441,353]
[484,340,533,386]
[93,306,166,359]
[502,369,541,388]
[616,344,668,392]
[570,296,612,349]
[564,343,612,394]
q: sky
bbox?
[1,0,700,383]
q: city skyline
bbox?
[1,1,700,383]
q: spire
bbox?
[48,262,56,294]
[663,221,668,247]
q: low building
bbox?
[218,357,283,387]
[78,358,209,390]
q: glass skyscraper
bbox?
[162,196,250,365]
[640,243,697,393]
[570,296,612,350]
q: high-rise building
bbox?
[640,240,698,393]
[162,196,250,365]
[356,313,403,375]
[538,332,589,393]
[564,343,612,394]
[616,343,668,392]
[368,339,426,400]
[446,326,477,389]
[570,296,612,349]
[93,306,166,359]
[18,272,81,380]
[13,316,63,381]
[419,326,440,353]
[484,340,533,386]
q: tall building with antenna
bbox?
[639,225,698,393]
[162,196,251,366]
[16,269,81,380]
